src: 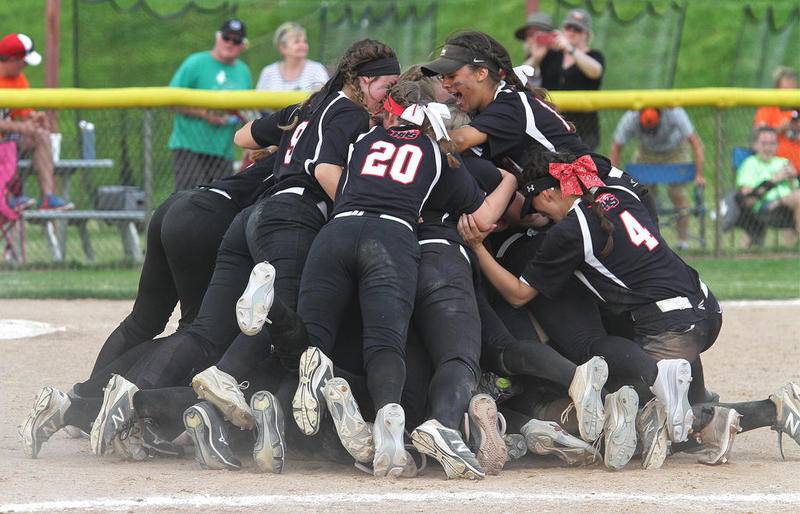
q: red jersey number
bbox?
[360,142,423,184]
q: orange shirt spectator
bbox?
[0,72,33,120]
[753,67,800,175]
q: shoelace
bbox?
[116,418,138,441]
[560,402,575,426]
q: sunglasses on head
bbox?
[222,33,244,45]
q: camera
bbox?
[533,31,557,47]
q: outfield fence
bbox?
[1,87,799,268]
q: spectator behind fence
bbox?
[0,33,73,211]
[167,19,252,191]
[736,126,800,246]
[753,67,800,175]
[255,22,329,92]
[528,8,604,149]
[514,11,555,89]
[610,107,705,250]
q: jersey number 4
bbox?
[361,141,422,184]
[619,210,659,251]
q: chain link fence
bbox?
[2,98,798,268]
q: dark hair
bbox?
[752,125,777,143]
[443,31,569,128]
[521,151,615,256]
[387,79,460,167]
[282,38,396,130]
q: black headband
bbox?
[522,176,559,197]
[356,57,401,77]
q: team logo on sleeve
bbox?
[595,192,620,212]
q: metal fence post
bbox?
[713,108,722,257]
[142,109,153,229]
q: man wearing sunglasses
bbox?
[168,19,252,190]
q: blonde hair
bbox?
[773,66,797,88]
[273,22,305,49]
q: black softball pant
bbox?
[298,216,421,410]
[412,241,480,429]
[88,190,239,377]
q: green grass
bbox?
[685,256,800,300]
[1,256,797,300]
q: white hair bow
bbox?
[512,64,535,87]
[399,102,452,141]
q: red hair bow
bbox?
[548,155,605,198]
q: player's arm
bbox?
[687,133,706,186]
[469,168,517,231]
[458,213,539,307]
[448,126,488,153]
[234,121,260,149]
[315,163,343,201]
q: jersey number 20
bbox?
[619,210,659,251]
[361,141,423,184]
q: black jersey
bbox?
[250,91,370,196]
[418,154,501,242]
[520,181,703,315]
[201,153,277,209]
[334,125,455,226]
[468,85,612,176]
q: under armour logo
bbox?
[526,184,536,193]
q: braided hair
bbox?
[387,79,461,167]
[522,151,615,257]
[281,38,396,130]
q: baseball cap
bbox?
[639,108,661,130]
[514,12,555,40]
[421,44,499,77]
[562,9,592,32]
[0,33,42,66]
[219,18,246,38]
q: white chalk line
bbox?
[4,490,800,512]
[721,299,800,308]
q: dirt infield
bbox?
[1,299,799,512]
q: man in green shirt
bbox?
[736,126,800,244]
[168,19,252,190]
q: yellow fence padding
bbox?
[0,87,798,111]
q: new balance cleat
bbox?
[603,386,639,471]
[373,403,408,477]
[769,382,800,460]
[411,419,484,480]
[650,359,693,443]
[236,261,276,336]
[20,386,70,458]
[292,347,334,436]
[183,401,241,471]
[251,390,286,474]
[112,419,148,461]
[191,366,254,430]
[636,398,669,470]
[90,374,138,456]
[504,433,528,461]
[324,377,374,463]
[696,407,741,465]
[467,394,508,475]
[566,356,608,443]
[520,418,599,466]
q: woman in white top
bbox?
[256,22,329,92]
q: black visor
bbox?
[421,44,498,76]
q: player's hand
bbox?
[458,213,492,249]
